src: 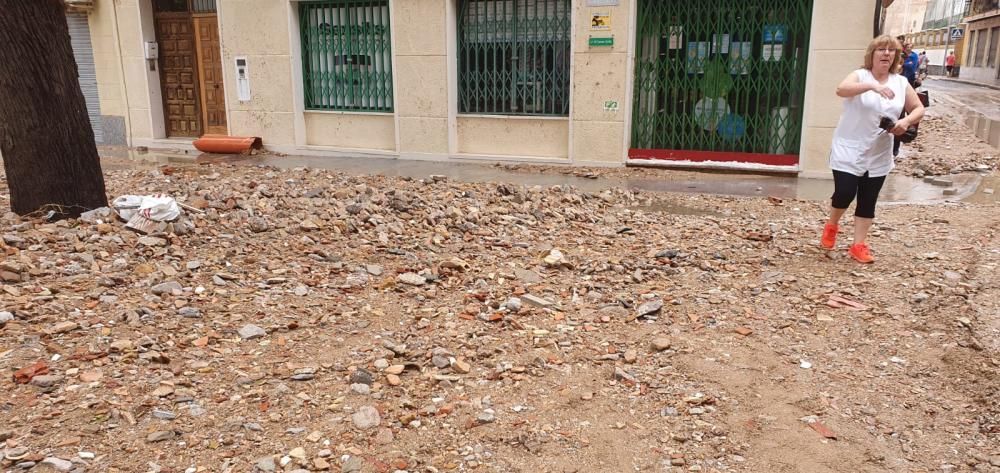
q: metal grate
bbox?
[631,0,813,157]
[191,0,216,13]
[457,0,571,116]
[67,12,102,144]
[153,0,215,13]
[300,0,394,112]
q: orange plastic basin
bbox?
[193,134,263,154]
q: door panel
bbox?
[156,13,202,137]
[194,15,228,135]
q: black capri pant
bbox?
[831,170,886,219]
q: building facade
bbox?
[72,0,883,177]
[884,0,931,37]
[957,0,1000,84]
[899,0,968,75]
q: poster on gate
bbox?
[687,41,708,74]
[763,43,783,62]
[729,42,752,74]
[712,34,730,54]
[762,24,786,44]
[669,26,683,49]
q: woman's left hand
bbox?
[890,119,910,136]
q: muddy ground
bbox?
[0,95,998,473]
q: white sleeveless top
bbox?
[829,69,908,177]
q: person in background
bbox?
[946,51,957,77]
[893,42,920,157]
[918,51,929,80]
[821,35,925,264]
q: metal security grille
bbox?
[66,12,103,144]
[191,0,216,13]
[457,0,571,116]
[300,0,393,112]
[630,0,813,163]
[153,0,216,12]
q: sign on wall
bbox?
[589,37,614,47]
[591,11,611,30]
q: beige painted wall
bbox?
[88,1,124,118]
[457,117,569,158]
[218,0,295,145]
[798,0,875,177]
[571,0,630,165]
[394,0,449,155]
[305,113,396,150]
[97,0,154,142]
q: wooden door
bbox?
[193,15,227,135]
[155,13,201,137]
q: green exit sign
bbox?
[589,37,614,47]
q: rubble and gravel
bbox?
[892,93,999,178]
[1,110,999,473]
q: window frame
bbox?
[298,0,395,113]
[989,26,1000,67]
[456,0,573,117]
[975,28,990,66]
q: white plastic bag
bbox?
[112,194,181,222]
[112,194,183,234]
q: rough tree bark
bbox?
[0,0,108,219]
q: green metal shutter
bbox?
[300,0,394,112]
[457,0,571,116]
[630,0,813,163]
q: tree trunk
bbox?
[0,0,108,219]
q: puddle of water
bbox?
[624,176,805,201]
[963,176,1000,204]
[100,150,209,172]
[97,148,995,206]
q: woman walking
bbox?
[820,35,925,263]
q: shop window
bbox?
[457,0,571,116]
[299,0,394,112]
[154,0,215,12]
[966,31,975,61]
[976,28,990,66]
[192,0,217,13]
[154,0,188,12]
[989,27,1000,67]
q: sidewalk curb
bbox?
[932,76,1000,92]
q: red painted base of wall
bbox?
[629,148,799,167]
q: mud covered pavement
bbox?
[1,136,999,473]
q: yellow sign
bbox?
[591,11,611,31]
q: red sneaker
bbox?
[848,243,875,264]
[820,223,838,249]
